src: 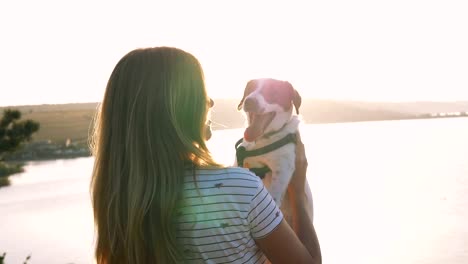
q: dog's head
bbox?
[237,78,302,142]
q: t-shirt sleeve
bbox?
[247,179,284,239]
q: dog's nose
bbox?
[243,97,258,112]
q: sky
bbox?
[0,0,467,106]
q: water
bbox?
[1,118,467,264]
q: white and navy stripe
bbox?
[176,167,283,263]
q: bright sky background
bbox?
[0,0,467,106]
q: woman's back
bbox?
[176,167,283,263]
[91,47,320,264]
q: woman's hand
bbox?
[256,131,322,263]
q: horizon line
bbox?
[2,98,468,108]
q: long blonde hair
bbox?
[90,47,219,263]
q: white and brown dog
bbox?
[235,78,314,225]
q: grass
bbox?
[22,109,96,144]
[0,103,98,144]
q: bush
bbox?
[0,176,10,187]
[0,162,24,187]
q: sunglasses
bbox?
[208,98,214,108]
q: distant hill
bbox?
[209,99,413,129]
[347,101,468,115]
[0,103,97,144]
[1,99,467,144]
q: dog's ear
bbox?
[237,80,256,111]
[290,83,302,114]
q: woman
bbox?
[90,47,321,263]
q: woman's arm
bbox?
[255,132,322,263]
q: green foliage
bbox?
[0,162,23,187]
[0,162,23,177]
[0,109,39,187]
[0,176,10,187]
[23,254,31,264]
[0,252,32,264]
[0,109,40,158]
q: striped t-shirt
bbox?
[176,167,284,263]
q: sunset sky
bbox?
[1,0,467,106]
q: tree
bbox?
[0,109,40,160]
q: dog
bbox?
[234,78,314,227]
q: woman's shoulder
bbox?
[197,166,259,179]
[186,166,262,188]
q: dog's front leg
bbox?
[267,161,295,208]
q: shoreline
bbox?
[4,115,468,163]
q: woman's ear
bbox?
[204,120,212,141]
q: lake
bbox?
[1,118,467,264]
